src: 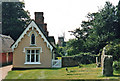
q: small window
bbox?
[31,34,35,45]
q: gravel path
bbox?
[0,65,13,81]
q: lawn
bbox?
[5,64,120,79]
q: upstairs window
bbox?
[31,34,35,45]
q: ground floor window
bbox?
[25,49,40,64]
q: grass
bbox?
[5,64,120,79]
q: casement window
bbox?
[24,49,41,64]
[31,34,35,45]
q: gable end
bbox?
[11,21,53,52]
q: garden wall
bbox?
[62,54,96,67]
[62,57,78,67]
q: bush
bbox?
[113,61,120,71]
[105,44,120,61]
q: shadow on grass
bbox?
[110,74,120,77]
[29,68,62,71]
[48,68,61,70]
[67,73,81,75]
[3,79,120,81]
[12,68,62,71]
[100,74,120,80]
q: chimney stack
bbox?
[35,12,44,24]
[34,12,49,36]
[43,23,49,36]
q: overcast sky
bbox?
[24,0,119,42]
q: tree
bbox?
[66,39,81,55]
[69,1,119,55]
[2,2,31,41]
[115,0,120,38]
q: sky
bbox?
[24,0,119,43]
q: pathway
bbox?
[0,65,13,81]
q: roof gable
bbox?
[11,21,53,52]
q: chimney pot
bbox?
[35,12,44,24]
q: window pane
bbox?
[27,50,30,53]
[31,54,35,62]
[36,50,39,54]
[31,50,35,53]
[31,34,35,44]
[36,55,39,62]
[27,55,30,62]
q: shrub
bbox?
[113,61,120,71]
[105,44,120,61]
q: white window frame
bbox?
[24,47,42,64]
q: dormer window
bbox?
[31,34,35,45]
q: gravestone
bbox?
[96,57,101,67]
[101,47,106,67]
[102,55,113,76]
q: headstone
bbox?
[101,47,106,67]
[96,57,98,64]
[96,57,101,67]
[102,55,113,76]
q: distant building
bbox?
[57,36,67,56]
[58,37,64,47]
[57,36,66,47]
[0,34,14,66]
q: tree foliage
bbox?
[67,1,120,57]
[2,2,31,41]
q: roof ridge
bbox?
[0,34,11,39]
